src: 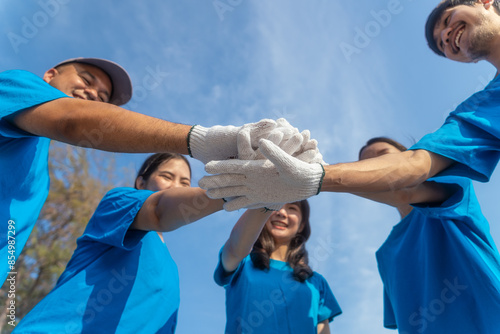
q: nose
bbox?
[274,207,287,217]
[84,87,99,101]
[441,26,453,48]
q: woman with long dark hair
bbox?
[15,153,224,333]
[215,201,341,334]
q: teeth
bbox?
[455,28,464,48]
[272,222,287,227]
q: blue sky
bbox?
[2,0,500,333]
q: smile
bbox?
[454,26,465,50]
[271,221,288,229]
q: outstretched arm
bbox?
[131,187,224,232]
[200,139,454,211]
[352,181,455,207]
[9,99,309,164]
[221,209,273,273]
[321,149,453,193]
[9,98,191,153]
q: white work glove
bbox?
[188,119,277,164]
[293,129,325,164]
[199,139,325,211]
[238,118,325,164]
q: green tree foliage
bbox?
[0,143,127,332]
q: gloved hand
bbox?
[188,120,277,164]
[238,119,325,164]
[199,139,325,211]
[293,129,325,164]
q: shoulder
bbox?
[0,70,69,118]
[93,187,154,219]
[1,70,48,88]
[308,271,330,287]
[101,187,153,202]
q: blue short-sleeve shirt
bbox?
[214,251,342,334]
[377,176,500,334]
[14,188,180,334]
[0,70,68,284]
[411,75,500,181]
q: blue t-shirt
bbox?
[377,176,500,334]
[14,187,180,334]
[0,70,68,284]
[411,75,500,181]
[214,251,342,334]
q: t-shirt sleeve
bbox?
[214,246,246,287]
[410,117,500,182]
[411,176,470,220]
[411,176,493,243]
[315,273,342,323]
[410,78,500,182]
[80,187,153,250]
[0,70,69,119]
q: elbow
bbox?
[403,150,434,187]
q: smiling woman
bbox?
[214,201,342,334]
[12,153,224,333]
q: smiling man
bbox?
[200,1,500,212]
[0,57,315,286]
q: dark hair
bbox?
[250,200,313,282]
[425,0,500,57]
[358,137,407,160]
[135,153,191,189]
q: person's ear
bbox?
[135,176,146,190]
[42,68,59,83]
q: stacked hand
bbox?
[188,118,324,164]
[199,138,325,211]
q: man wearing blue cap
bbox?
[0,57,318,286]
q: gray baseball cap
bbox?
[54,57,133,106]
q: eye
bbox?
[161,174,173,180]
[98,94,108,103]
[79,74,90,85]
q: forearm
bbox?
[221,209,273,272]
[155,188,224,232]
[11,98,191,154]
[320,150,451,193]
[352,181,454,207]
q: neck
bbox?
[270,244,289,262]
[157,232,164,242]
[485,29,500,71]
